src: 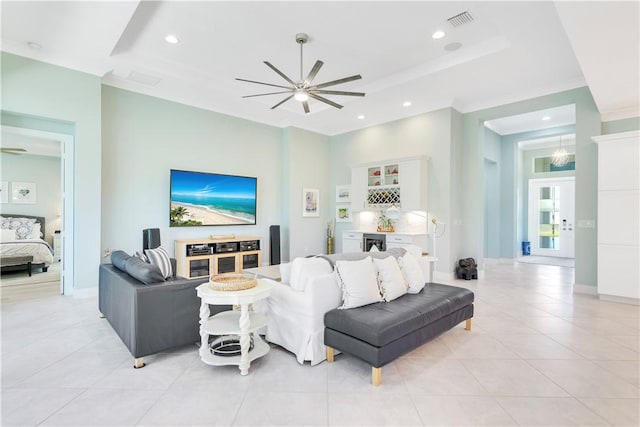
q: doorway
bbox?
[0,125,75,295]
[528,177,575,258]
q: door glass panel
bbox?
[538,186,560,250]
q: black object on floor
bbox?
[456,257,478,280]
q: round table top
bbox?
[196,278,274,305]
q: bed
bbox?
[0,214,54,275]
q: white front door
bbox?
[528,177,575,258]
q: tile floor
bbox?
[1,262,638,426]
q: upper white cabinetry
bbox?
[351,157,427,211]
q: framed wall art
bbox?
[0,181,8,204]
[302,188,320,217]
[11,182,36,204]
[336,185,351,203]
[336,205,352,222]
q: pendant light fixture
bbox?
[551,135,569,167]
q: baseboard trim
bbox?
[598,294,640,306]
[72,287,98,299]
[573,283,597,295]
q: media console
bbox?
[175,236,262,279]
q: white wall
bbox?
[330,109,456,272]
[0,153,61,244]
[101,86,285,260]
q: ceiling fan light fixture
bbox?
[294,89,309,102]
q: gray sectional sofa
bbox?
[98,252,227,368]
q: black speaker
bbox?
[269,225,281,265]
[143,228,161,250]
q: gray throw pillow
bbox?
[124,256,165,285]
[110,250,131,272]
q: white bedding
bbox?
[0,239,54,265]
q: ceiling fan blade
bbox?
[264,61,297,86]
[304,60,324,85]
[302,101,310,114]
[310,74,362,90]
[308,93,343,109]
[311,89,365,97]
[271,94,295,110]
[242,90,294,98]
[235,78,292,90]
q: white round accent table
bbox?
[196,279,274,375]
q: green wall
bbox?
[601,117,640,134]
[1,52,101,290]
[462,87,600,290]
[101,86,285,259]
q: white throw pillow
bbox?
[279,262,292,284]
[335,256,381,309]
[373,256,407,302]
[0,228,16,242]
[399,253,426,294]
[290,257,333,291]
[28,223,42,239]
[144,246,173,279]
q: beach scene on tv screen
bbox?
[170,170,256,226]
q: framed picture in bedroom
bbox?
[11,182,36,204]
[0,181,7,203]
[302,188,320,217]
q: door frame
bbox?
[528,176,575,258]
[1,125,75,295]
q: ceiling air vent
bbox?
[447,11,474,27]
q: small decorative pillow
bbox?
[144,246,173,279]
[290,257,333,291]
[399,253,425,294]
[29,223,42,239]
[0,228,16,242]
[373,256,407,302]
[335,256,381,309]
[125,256,165,285]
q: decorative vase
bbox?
[327,237,334,255]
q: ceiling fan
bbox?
[236,33,365,114]
[0,148,26,155]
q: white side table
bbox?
[196,279,274,375]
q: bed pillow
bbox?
[335,256,381,309]
[144,246,173,279]
[28,223,42,239]
[9,218,37,240]
[110,250,131,272]
[290,257,333,291]
[0,228,16,242]
[373,256,407,302]
[124,256,165,285]
[399,253,426,294]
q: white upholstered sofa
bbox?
[261,248,432,365]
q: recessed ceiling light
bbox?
[357,115,365,120]
[403,101,412,107]
[432,30,446,40]
[27,41,42,50]
[165,34,179,44]
[542,116,551,121]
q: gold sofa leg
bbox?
[98,312,105,318]
[133,357,145,369]
[372,367,382,386]
[465,319,472,331]
[326,346,334,363]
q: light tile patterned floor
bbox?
[1,262,638,426]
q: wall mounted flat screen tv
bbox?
[170,169,257,227]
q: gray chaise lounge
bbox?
[324,282,474,385]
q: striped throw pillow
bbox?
[144,246,172,279]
